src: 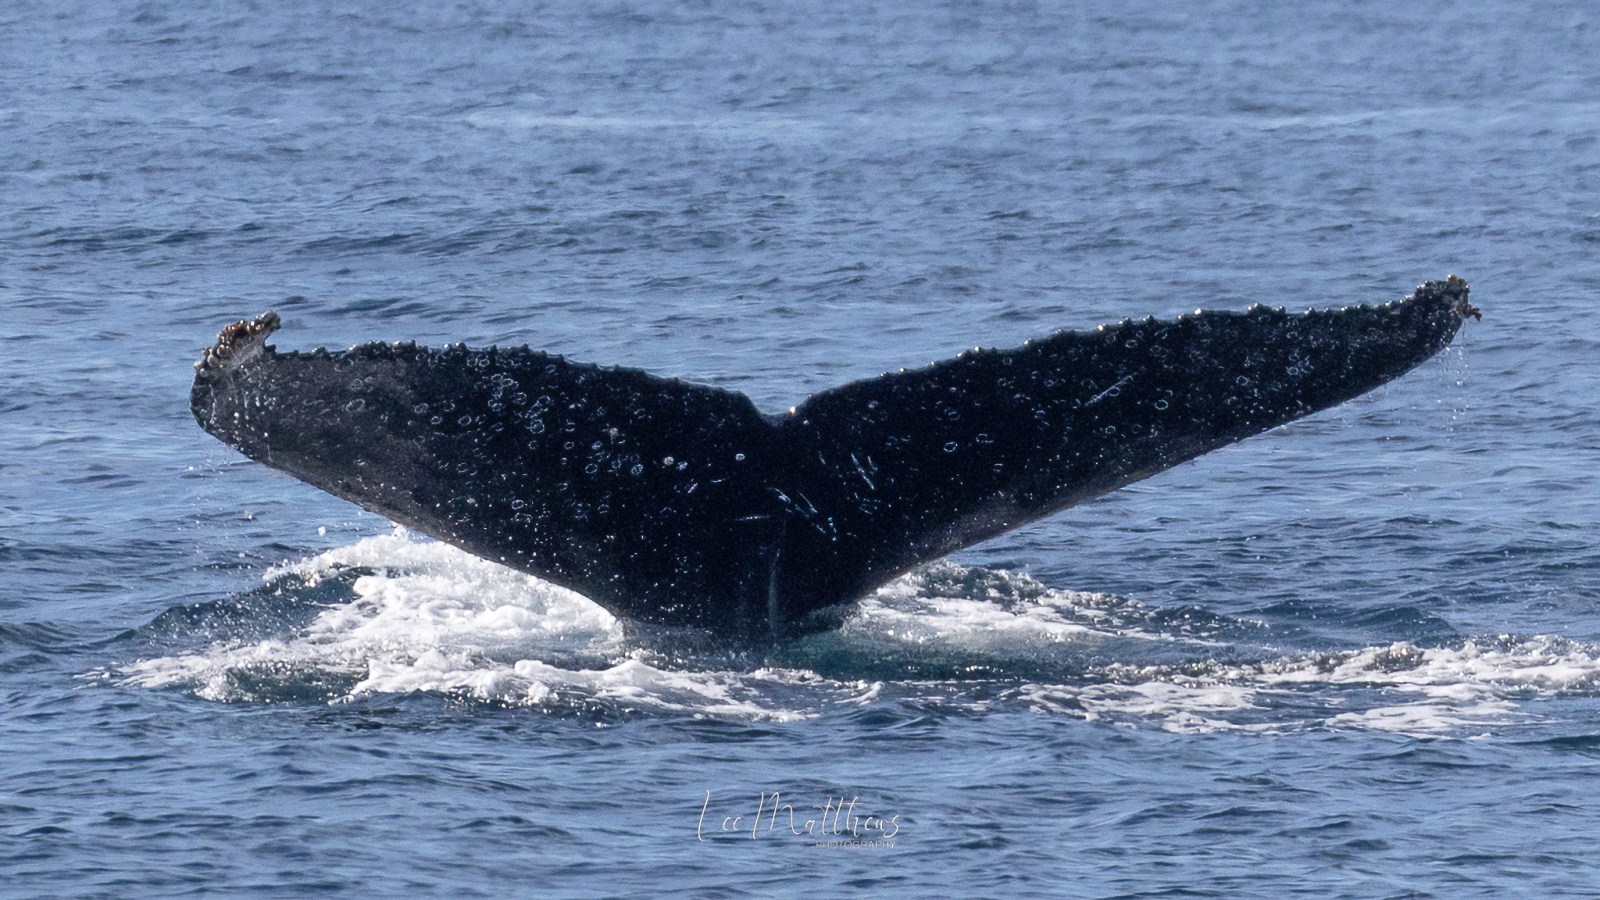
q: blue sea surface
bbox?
[5,0,1600,895]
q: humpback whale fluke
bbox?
[192,276,1478,639]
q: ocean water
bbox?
[4,0,1600,895]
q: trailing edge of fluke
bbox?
[192,276,1479,639]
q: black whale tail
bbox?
[193,277,1478,639]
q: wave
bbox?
[108,529,1600,735]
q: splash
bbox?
[121,529,827,719]
[1020,637,1600,735]
[116,529,1600,735]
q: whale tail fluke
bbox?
[193,277,1476,639]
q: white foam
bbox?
[1018,637,1600,735]
[118,531,1600,734]
[122,529,802,719]
[847,562,1181,654]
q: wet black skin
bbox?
[192,276,1478,639]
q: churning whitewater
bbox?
[110,528,1600,736]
